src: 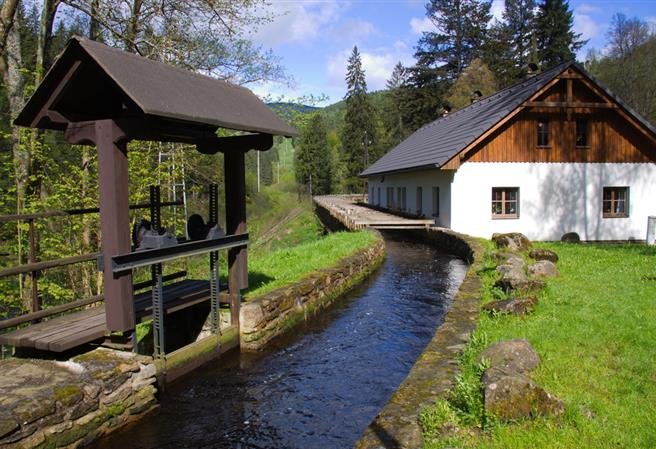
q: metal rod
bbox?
[151,262,165,358]
[111,233,248,273]
[0,295,104,330]
[210,251,220,334]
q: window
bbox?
[416,186,423,215]
[377,187,381,206]
[576,118,588,147]
[432,186,440,217]
[386,187,394,208]
[537,119,549,147]
[602,187,629,218]
[396,187,406,211]
[492,187,519,219]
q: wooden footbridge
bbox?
[314,195,435,230]
[0,37,296,358]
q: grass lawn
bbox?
[422,242,656,449]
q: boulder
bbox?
[492,233,532,251]
[561,232,580,243]
[482,297,538,316]
[528,248,559,263]
[528,260,559,278]
[483,373,564,421]
[478,339,540,374]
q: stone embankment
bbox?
[0,348,156,449]
[240,234,386,350]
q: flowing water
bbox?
[93,235,467,449]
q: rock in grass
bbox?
[478,339,540,374]
[528,260,559,278]
[483,373,564,421]
[528,248,559,263]
[492,233,532,251]
[483,297,538,316]
[561,232,580,243]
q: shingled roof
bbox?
[361,60,656,176]
[15,37,297,137]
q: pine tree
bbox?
[295,114,332,196]
[415,0,492,82]
[341,46,377,193]
[380,62,408,149]
[535,0,585,67]
[402,0,491,131]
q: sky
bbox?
[249,0,656,106]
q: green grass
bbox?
[422,242,656,449]
[244,229,378,298]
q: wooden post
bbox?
[95,120,134,332]
[224,149,247,329]
[28,219,39,313]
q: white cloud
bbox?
[410,16,435,35]
[328,19,379,44]
[326,43,414,92]
[574,4,602,42]
[253,0,342,46]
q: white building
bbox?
[362,62,656,241]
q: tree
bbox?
[295,114,331,196]
[380,62,408,150]
[535,0,585,67]
[402,0,490,131]
[587,17,655,123]
[415,0,492,82]
[445,58,497,110]
[341,46,377,193]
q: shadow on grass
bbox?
[245,271,276,294]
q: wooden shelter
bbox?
[10,37,296,351]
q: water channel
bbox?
[94,235,467,449]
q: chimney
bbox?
[525,62,540,78]
[442,104,452,117]
[470,90,482,104]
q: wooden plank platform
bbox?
[314,195,435,230]
[0,279,224,352]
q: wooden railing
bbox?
[0,200,183,330]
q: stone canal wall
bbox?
[0,348,157,449]
[240,233,386,350]
[355,228,484,449]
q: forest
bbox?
[0,0,654,317]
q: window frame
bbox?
[431,186,440,217]
[492,187,520,219]
[537,118,550,148]
[602,186,629,218]
[576,118,589,148]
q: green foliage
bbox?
[586,17,655,124]
[295,113,332,196]
[445,58,498,111]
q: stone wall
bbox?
[355,228,484,449]
[0,348,157,449]
[240,234,386,351]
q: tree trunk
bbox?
[35,0,59,80]
[125,0,142,52]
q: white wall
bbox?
[451,162,656,241]
[366,169,454,227]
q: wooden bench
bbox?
[0,279,226,352]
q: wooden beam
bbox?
[30,60,82,128]
[524,101,616,109]
[94,120,134,332]
[224,150,247,330]
[196,133,273,154]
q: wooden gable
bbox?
[461,66,656,164]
